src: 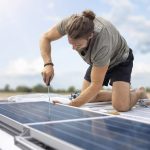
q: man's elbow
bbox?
[40,32,51,44]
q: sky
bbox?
[0,0,150,90]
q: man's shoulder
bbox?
[94,17,116,32]
[56,16,71,35]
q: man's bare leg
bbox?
[81,80,148,111]
[81,79,112,102]
[112,81,148,111]
[130,87,148,107]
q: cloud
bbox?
[102,0,150,53]
[1,58,43,77]
[132,73,150,88]
[47,1,55,9]
[132,52,150,74]
[131,53,150,87]
[0,0,26,24]
[0,0,150,89]
[0,57,43,88]
[45,16,61,23]
[103,0,133,23]
[44,1,62,23]
[0,54,87,89]
[133,62,150,75]
[52,71,84,89]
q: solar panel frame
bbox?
[28,117,150,150]
[0,114,25,132]
[25,126,84,150]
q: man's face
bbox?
[68,36,89,52]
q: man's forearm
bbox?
[40,37,52,64]
[69,83,102,107]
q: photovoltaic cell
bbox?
[30,117,150,150]
[0,101,105,124]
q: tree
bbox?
[67,86,76,93]
[4,84,10,92]
[16,86,31,92]
[32,84,51,93]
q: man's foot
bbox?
[136,87,148,100]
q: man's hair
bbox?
[66,10,95,39]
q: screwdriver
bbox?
[48,84,51,103]
[47,84,52,119]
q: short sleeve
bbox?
[56,17,70,36]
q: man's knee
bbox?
[112,100,130,112]
[112,82,131,112]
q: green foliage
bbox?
[16,85,32,93]
[4,84,10,92]
[1,84,78,94]
[0,84,14,92]
[146,87,150,92]
[32,84,48,93]
[67,86,76,93]
[1,84,150,95]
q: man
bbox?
[40,10,147,111]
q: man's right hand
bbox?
[41,65,54,85]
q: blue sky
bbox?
[0,0,150,89]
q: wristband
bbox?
[44,62,54,67]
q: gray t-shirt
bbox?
[56,16,129,69]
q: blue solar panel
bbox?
[30,117,150,150]
[0,101,105,124]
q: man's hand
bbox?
[41,65,54,85]
[40,26,63,85]
[52,100,63,105]
[69,65,109,107]
[50,97,70,105]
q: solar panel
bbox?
[29,117,150,150]
[1,101,150,150]
[0,101,105,124]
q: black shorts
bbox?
[84,49,134,86]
